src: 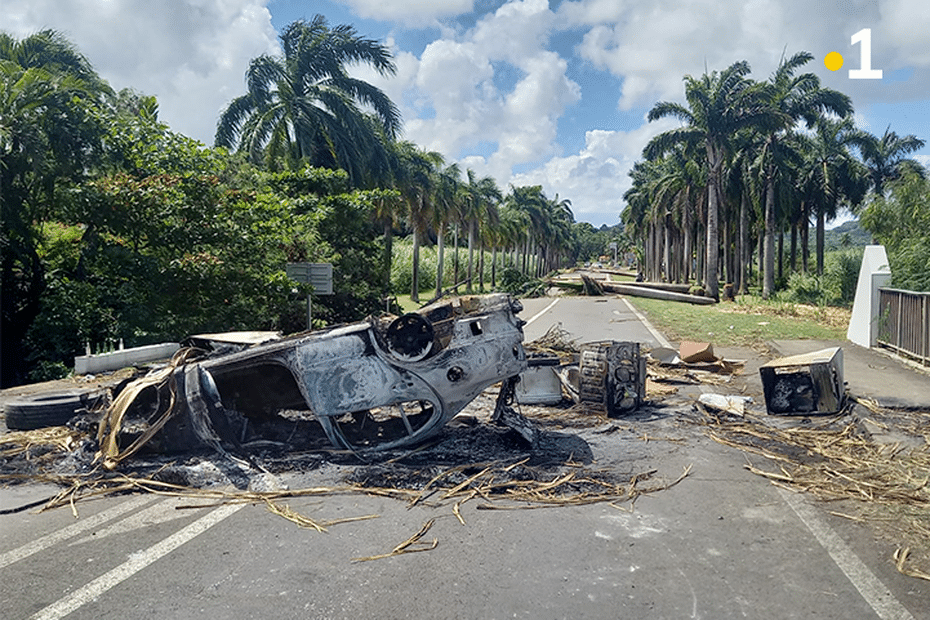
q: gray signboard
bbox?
[286,262,333,295]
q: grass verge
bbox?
[626,295,849,347]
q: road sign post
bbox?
[285,263,333,330]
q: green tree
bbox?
[0,30,109,386]
[646,61,778,300]
[392,142,441,302]
[858,127,925,197]
[796,116,869,275]
[215,16,400,182]
[463,169,502,291]
[860,166,930,291]
[432,162,462,299]
[755,51,852,297]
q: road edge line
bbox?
[524,298,560,328]
[777,487,915,620]
[619,297,672,349]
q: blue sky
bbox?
[6,0,929,227]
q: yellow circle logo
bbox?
[824,52,844,71]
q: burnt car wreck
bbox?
[96,294,528,468]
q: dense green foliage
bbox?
[0,27,395,386]
[860,169,930,292]
[777,248,863,307]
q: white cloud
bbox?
[509,117,680,222]
[556,0,929,110]
[380,0,580,185]
[336,0,475,25]
[4,0,279,145]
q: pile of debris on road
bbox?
[691,397,930,581]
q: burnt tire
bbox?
[4,390,108,430]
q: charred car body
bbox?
[96,294,527,467]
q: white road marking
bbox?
[523,298,560,328]
[778,488,915,620]
[0,495,154,570]
[29,502,245,620]
[71,497,202,545]
[619,297,673,348]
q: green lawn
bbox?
[625,295,848,347]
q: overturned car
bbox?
[97,294,527,468]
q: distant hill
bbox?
[821,219,872,251]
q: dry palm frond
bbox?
[352,519,438,562]
[894,547,930,582]
[264,500,378,532]
[0,427,84,459]
[693,402,930,580]
[525,323,579,363]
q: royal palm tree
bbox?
[215,16,400,182]
[646,61,778,300]
[858,127,926,197]
[433,162,462,299]
[797,116,869,274]
[753,51,852,296]
[462,170,502,291]
[393,142,441,302]
[0,30,108,92]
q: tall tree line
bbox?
[1,20,604,386]
[623,53,925,300]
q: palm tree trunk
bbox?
[479,239,486,291]
[763,172,776,298]
[777,231,784,282]
[790,222,798,272]
[662,212,672,282]
[411,229,421,303]
[758,229,764,282]
[435,223,445,300]
[683,204,692,283]
[491,246,498,289]
[705,149,721,301]
[816,209,826,276]
[453,224,460,288]
[739,190,749,294]
[801,201,810,273]
[466,222,475,292]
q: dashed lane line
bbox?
[0,495,155,570]
[28,502,245,620]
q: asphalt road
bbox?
[1,295,926,620]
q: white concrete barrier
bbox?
[74,343,180,375]
[847,245,891,348]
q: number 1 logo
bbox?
[849,28,882,80]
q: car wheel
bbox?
[4,389,108,430]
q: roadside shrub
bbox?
[777,249,863,307]
[823,248,862,306]
[890,239,930,292]
[28,361,71,383]
[778,272,823,305]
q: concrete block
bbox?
[75,343,180,375]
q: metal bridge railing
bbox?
[877,288,930,367]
